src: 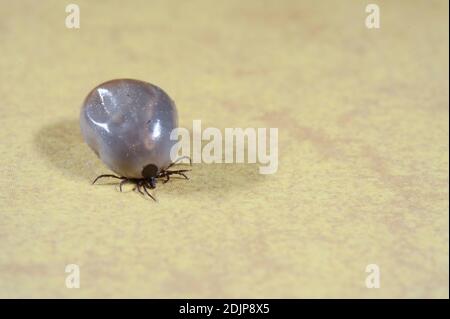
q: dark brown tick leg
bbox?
[142,183,157,201]
[178,172,189,180]
[167,169,191,179]
[92,174,124,184]
[163,175,170,183]
[119,179,129,192]
[136,181,145,196]
[166,156,192,170]
[93,175,157,201]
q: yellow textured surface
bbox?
[0,0,448,298]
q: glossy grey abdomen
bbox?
[80,79,178,178]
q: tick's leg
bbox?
[142,183,157,201]
[119,179,130,192]
[164,169,191,180]
[92,174,123,184]
[156,172,170,183]
[136,181,145,196]
[163,174,170,183]
[166,156,192,169]
[166,169,191,174]
[178,172,189,180]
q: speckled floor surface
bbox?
[0,0,448,298]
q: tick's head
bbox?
[142,163,158,178]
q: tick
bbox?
[80,79,190,200]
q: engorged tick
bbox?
[80,79,190,200]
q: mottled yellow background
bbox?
[0,0,448,298]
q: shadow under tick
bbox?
[34,119,103,181]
